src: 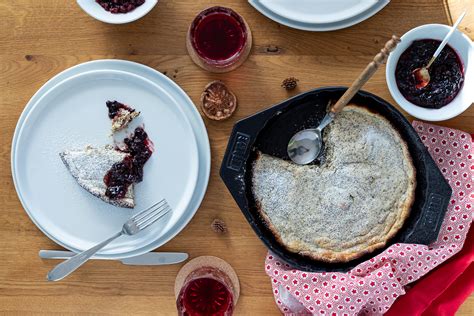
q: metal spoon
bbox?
[287,107,333,165]
[412,11,466,89]
[287,35,401,165]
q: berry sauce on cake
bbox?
[106,100,140,132]
[104,127,153,200]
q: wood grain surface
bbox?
[0,0,472,315]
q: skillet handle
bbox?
[404,193,450,244]
[220,102,285,210]
[400,157,452,245]
[220,125,255,211]
[223,132,252,173]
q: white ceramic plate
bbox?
[12,60,211,259]
[257,0,378,24]
[386,24,474,121]
[77,0,158,24]
[249,0,389,32]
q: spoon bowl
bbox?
[287,128,322,165]
[412,66,431,89]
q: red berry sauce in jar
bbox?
[190,7,247,62]
[395,39,464,109]
[176,266,235,316]
[178,277,233,316]
[186,6,251,73]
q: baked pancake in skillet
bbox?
[251,105,416,262]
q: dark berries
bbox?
[96,0,146,14]
[104,127,153,200]
[106,100,135,119]
[395,39,464,109]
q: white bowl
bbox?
[77,0,158,24]
[386,24,474,121]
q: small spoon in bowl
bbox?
[287,35,401,165]
[412,11,466,89]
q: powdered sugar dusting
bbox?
[252,106,416,261]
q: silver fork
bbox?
[47,199,171,282]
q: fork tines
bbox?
[132,199,172,230]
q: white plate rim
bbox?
[257,0,378,24]
[11,59,211,259]
[248,0,390,32]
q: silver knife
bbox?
[39,250,188,266]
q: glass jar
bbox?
[176,266,234,316]
[175,256,239,316]
[186,6,252,73]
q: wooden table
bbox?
[0,0,472,314]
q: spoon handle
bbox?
[426,10,466,69]
[330,35,401,114]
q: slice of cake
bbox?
[106,100,140,132]
[60,146,135,208]
[60,127,153,208]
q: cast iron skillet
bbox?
[220,87,452,272]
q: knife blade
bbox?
[39,250,188,266]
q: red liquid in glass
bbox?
[178,277,233,316]
[191,9,246,61]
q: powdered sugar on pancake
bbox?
[252,105,416,262]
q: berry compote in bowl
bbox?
[386,24,473,121]
[77,0,158,24]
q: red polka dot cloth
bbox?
[265,122,473,315]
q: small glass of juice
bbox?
[175,256,240,316]
[186,6,252,73]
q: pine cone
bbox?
[211,218,227,234]
[281,77,299,90]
